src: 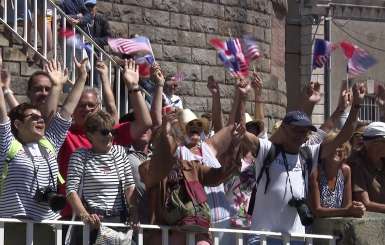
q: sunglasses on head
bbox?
[98,128,115,136]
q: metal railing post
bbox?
[116,69,121,118]
[72,25,76,82]
[53,8,57,61]
[26,222,34,245]
[55,224,63,245]
[161,227,169,245]
[4,0,7,23]
[187,232,195,245]
[213,233,220,245]
[33,0,37,51]
[306,237,314,245]
[62,17,67,68]
[260,235,267,245]
[138,228,144,245]
[282,234,290,245]
[13,0,17,31]
[23,0,28,40]
[82,224,90,245]
[43,0,47,57]
[0,222,4,244]
[236,233,243,245]
[90,43,95,87]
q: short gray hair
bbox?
[83,86,101,104]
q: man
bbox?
[352,122,385,212]
[163,74,183,109]
[246,83,364,245]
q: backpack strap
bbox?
[247,143,281,215]
[38,137,65,185]
[299,145,313,196]
[0,140,23,195]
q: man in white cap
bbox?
[352,122,385,212]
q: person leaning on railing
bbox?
[0,59,88,245]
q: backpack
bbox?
[247,143,313,215]
[0,138,65,196]
[162,160,211,233]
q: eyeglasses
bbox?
[23,113,44,122]
[78,102,98,110]
[98,128,115,136]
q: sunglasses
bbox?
[98,128,115,136]
[23,113,44,122]
[187,121,203,128]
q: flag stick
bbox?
[228,29,233,39]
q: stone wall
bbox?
[0,0,287,129]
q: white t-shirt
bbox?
[250,139,320,234]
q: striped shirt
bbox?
[177,142,232,223]
[0,113,72,221]
[66,145,135,212]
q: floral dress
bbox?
[224,155,256,229]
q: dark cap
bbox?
[282,111,317,132]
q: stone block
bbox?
[224,6,247,22]
[170,13,190,30]
[152,43,163,59]
[176,80,194,96]
[154,27,178,45]
[144,9,170,27]
[202,3,225,19]
[109,21,129,38]
[178,63,201,81]
[158,61,178,77]
[194,82,211,97]
[114,4,143,24]
[97,2,113,17]
[11,76,28,94]
[121,0,152,8]
[217,20,243,36]
[3,47,26,62]
[191,16,218,34]
[191,48,217,65]
[0,33,10,47]
[246,11,271,28]
[219,0,239,5]
[129,24,155,40]
[153,0,179,11]
[219,84,236,98]
[183,96,208,112]
[3,62,20,76]
[246,0,269,13]
[180,0,203,15]
[163,45,191,63]
[201,65,225,82]
[177,31,206,48]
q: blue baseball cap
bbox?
[282,111,317,132]
[84,0,96,5]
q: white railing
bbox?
[0,218,337,245]
[0,0,136,116]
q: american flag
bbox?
[242,35,260,61]
[340,41,377,76]
[108,36,153,55]
[312,39,334,69]
[210,37,249,78]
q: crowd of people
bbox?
[1,1,385,245]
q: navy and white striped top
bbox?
[0,113,72,221]
[66,145,135,212]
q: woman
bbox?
[0,59,86,245]
[66,110,138,244]
[310,131,366,217]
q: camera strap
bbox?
[23,144,56,191]
[280,151,296,199]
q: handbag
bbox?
[162,160,211,233]
[94,226,133,245]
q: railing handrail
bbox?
[0,217,336,241]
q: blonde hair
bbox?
[84,110,115,134]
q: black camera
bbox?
[34,186,66,212]
[288,197,314,226]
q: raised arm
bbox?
[95,61,119,123]
[320,83,365,159]
[251,71,264,122]
[44,59,69,122]
[320,83,351,133]
[0,84,8,123]
[0,69,19,109]
[122,59,152,140]
[59,58,88,120]
[227,78,250,126]
[207,75,223,132]
[150,63,165,129]
[300,81,321,118]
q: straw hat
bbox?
[178,108,198,126]
[245,113,253,124]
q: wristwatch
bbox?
[3,88,14,96]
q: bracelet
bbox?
[3,88,14,96]
[128,88,141,94]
